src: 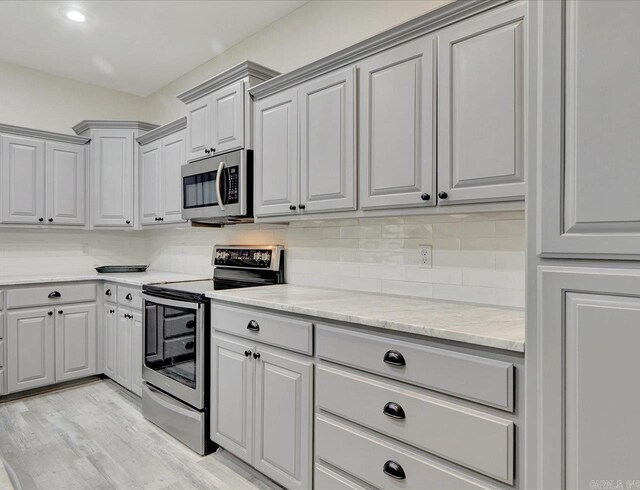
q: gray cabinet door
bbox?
[130,309,143,397]
[103,305,116,380]
[253,345,313,490]
[210,334,254,464]
[92,129,134,227]
[254,87,299,217]
[211,81,244,154]
[437,2,525,205]
[139,139,162,225]
[55,303,97,382]
[538,267,640,487]
[45,141,86,226]
[0,135,45,224]
[299,67,356,214]
[161,129,186,224]
[7,307,55,393]
[186,96,211,162]
[115,307,131,389]
[539,0,640,257]
[358,36,436,210]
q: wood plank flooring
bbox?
[0,380,282,490]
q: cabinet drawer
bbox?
[103,283,117,303]
[317,325,514,411]
[212,303,313,355]
[6,283,97,309]
[315,464,367,490]
[317,364,514,483]
[118,285,141,309]
[316,415,493,490]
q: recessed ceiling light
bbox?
[66,10,86,22]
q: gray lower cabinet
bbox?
[7,303,97,393]
[437,1,525,205]
[538,267,640,488]
[538,0,640,257]
[0,310,4,395]
[211,332,313,490]
[103,303,116,379]
[358,35,436,210]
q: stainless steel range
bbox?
[140,245,284,455]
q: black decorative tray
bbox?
[95,265,149,273]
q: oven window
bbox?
[144,301,198,389]
[183,171,217,209]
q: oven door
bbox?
[141,293,204,409]
[181,150,247,221]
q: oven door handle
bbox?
[216,160,226,211]
[141,293,201,311]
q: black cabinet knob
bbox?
[58,310,63,315]
[38,217,44,222]
[244,350,252,357]
[159,217,164,221]
[48,311,53,316]
[289,205,296,211]
[186,320,195,329]
[48,218,53,222]
[125,293,132,301]
[247,320,260,331]
[383,402,406,419]
[205,149,210,154]
[48,291,61,299]
[110,309,115,314]
[383,350,406,367]
[125,220,131,225]
[185,341,195,349]
[383,461,406,480]
[253,352,261,359]
[210,148,216,153]
[105,289,112,296]
[438,191,448,199]
[298,204,306,210]
[421,193,430,201]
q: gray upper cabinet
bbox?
[299,67,356,214]
[45,141,86,226]
[358,36,436,210]
[139,139,162,225]
[186,96,211,162]
[254,87,299,217]
[0,135,45,224]
[161,129,186,223]
[539,0,640,257]
[437,2,525,205]
[91,129,135,227]
[211,81,244,154]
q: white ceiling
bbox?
[0,1,308,96]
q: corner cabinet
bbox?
[138,119,187,226]
[358,36,436,210]
[254,66,357,218]
[539,0,640,258]
[437,2,525,205]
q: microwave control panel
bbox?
[227,166,239,204]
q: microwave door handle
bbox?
[216,160,226,211]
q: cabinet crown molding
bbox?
[249,0,511,100]
[176,60,280,104]
[72,120,159,135]
[0,123,90,145]
[136,117,186,145]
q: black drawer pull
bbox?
[247,320,260,331]
[244,350,252,357]
[48,291,61,299]
[383,460,406,480]
[185,341,195,349]
[383,402,406,420]
[105,289,112,296]
[125,293,132,300]
[186,320,195,329]
[47,311,53,316]
[58,310,63,315]
[383,350,405,367]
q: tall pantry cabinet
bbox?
[531,0,640,487]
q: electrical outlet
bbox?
[419,244,432,268]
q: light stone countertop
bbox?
[206,284,525,353]
[0,270,210,287]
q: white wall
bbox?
[145,211,526,308]
[144,0,450,124]
[0,60,149,134]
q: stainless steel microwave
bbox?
[181,149,252,224]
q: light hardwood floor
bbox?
[0,380,282,490]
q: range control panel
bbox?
[214,247,277,270]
